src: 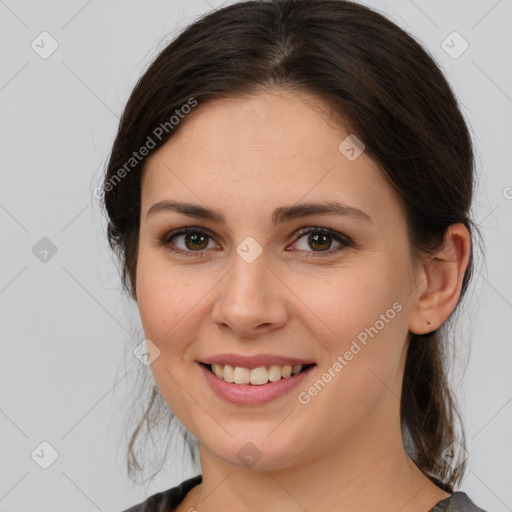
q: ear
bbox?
[408,223,471,335]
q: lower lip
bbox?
[199,363,316,405]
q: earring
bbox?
[427,321,432,333]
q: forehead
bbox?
[140,90,402,228]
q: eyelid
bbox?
[159,225,353,257]
[292,226,352,246]
[289,226,352,256]
[159,226,220,254]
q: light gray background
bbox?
[1,1,511,511]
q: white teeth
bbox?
[281,365,292,378]
[223,364,234,383]
[209,363,306,385]
[213,363,224,378]
[250,367,268,385]
[233,366,250,384]
[292,364,302,375]
[268,365,282,381]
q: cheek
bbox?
[135,251,209,425]
[294,255,410,393]
[135,250,197,353]
[290,270,409,438]
[299,262,406,345]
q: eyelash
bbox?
[158,226,353,259]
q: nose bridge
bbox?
[227,240,271,304]
[212,238,287,334]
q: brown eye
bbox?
[181,232,209,250]
[160,227,217,257]
[290,227,352,255]
[307,232,332,251]
[160,226,352,259]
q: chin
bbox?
[202,430,310,472]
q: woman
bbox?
[102,1,488,511]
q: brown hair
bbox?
[101,0,482,491]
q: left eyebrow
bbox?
[272,201,373,225]
[145,200,373,225]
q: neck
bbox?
[190,396,450,512]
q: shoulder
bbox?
[429,491,490,512]
[120,474,202,512]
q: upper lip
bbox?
[199,353,316,369]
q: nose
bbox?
[211,246,289,339]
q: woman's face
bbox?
[136,89,423,471]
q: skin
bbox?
[135,89,471,512]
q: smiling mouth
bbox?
[200,362,316,386]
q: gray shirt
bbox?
[121,474,489,512]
